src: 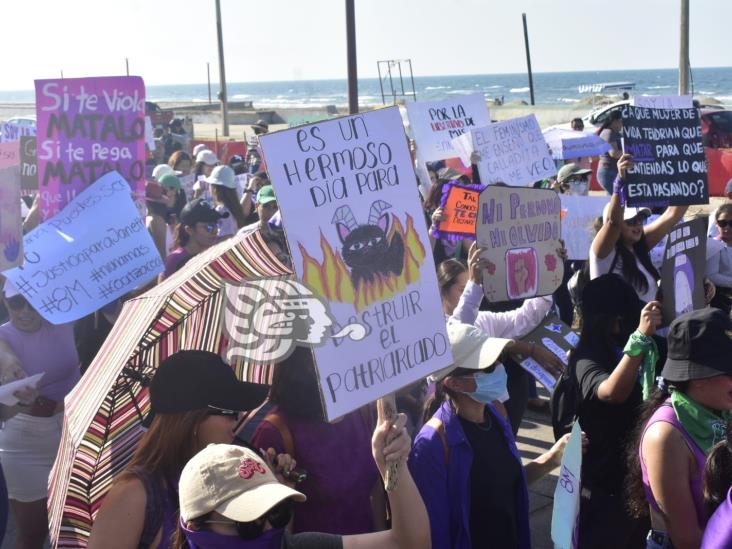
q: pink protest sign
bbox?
[35,76,146,219]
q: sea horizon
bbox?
[2,66,731,109]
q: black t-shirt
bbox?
[284,531,342,549]
[574,353,643,494]
[460,409,522,549]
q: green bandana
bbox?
[670,389,730,454]
[623,330,659,400]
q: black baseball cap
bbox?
[661,308,732,382]
[180,198,229,226]
[581,273,644,319]
[144,351,269,425]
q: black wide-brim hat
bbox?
[661,308,732,382]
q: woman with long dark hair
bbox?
[145,174,180,259]
[625,308,732,549]
[87,351,269,549]
[590,154,687,304]
[571,274,662,548]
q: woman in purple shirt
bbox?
[0,280,80,549]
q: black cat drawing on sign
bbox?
[332,200,405,288]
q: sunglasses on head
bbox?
[6,295,31,311]
[206,406,240,419]
[717,219,732,229]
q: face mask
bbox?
[568,180,588,196]
[467,365,508,404]
[182,522,284,549]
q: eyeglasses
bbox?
[206,406,240,419]
[717,219,732,229]
[6,295,31,311]
[569,174,588,182]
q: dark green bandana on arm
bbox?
[671,389,730,454]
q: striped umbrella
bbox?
[48,231,290,548]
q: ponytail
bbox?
[421,380,459,425]
[704,419,732,518]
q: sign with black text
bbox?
[621,105,707,206]
[259,107,452,421]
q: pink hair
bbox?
[506,248,538,298]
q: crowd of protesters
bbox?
[0,111,730,549]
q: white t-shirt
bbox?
[216,205,238,237]
[589,247,658,303]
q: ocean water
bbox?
[2,67,731,108]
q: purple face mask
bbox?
[182,521,284,549]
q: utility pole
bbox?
[60,70,64,79]
[125,58,129,76]
[207,62,212,104]
[522,13,535,106]
[345,0,358,114]
[679,0,690,95]
[215,0,229,136]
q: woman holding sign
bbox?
[439,245,566,432]
[590,154,688,304]
[625,309,732,549]
[409,323,572,549]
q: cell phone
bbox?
[282,467,308,484]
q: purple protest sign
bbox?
[35,76,146,219]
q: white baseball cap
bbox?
[428,323,513,382]
[196,150,218,166]
[152,164,179,181]
[179,444,305,523]
[204,165,237,189]
[192,144,209,157]
[602,203,652,223]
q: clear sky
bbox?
[2,0,730,90]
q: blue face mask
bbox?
[467,365,508,404]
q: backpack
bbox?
[550,359,581,441]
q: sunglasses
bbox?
[206,406,240,419]
[717,219,732,229]
[204,500,293,540]
[199,222,219,234]
[624,217,645,227]
[6,295,31,311]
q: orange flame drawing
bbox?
[299,214,426,311]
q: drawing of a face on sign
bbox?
[222,279,366,365]
[506,248,538,299]
[673,254,694,316]
[299,200,425,312]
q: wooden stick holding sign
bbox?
[377,394,400,492]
